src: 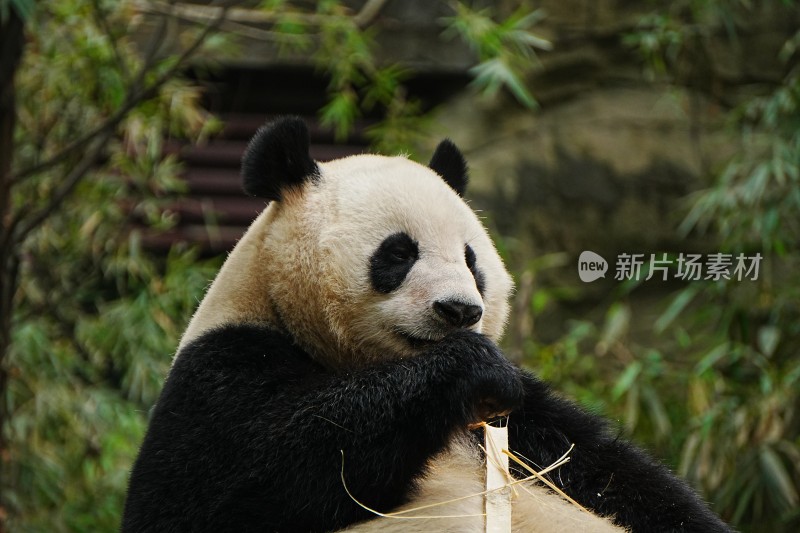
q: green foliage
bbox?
[3,0,222,530]
[7,251,218,532]
[669,37,800,527]
[518,260,799,532]
[681,51,800,254]
[270,2,362,139]
[515,3,800,531]
[443,2,550,108]
[259,1,550,151]
[623,0,751,81]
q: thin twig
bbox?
[353,0,389,28]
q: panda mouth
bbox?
[395,329,443,349]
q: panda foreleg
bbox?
[506,371,734,532]
[265,329,524,530]
[124,326,522,532]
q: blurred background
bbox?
[1,0,799,531]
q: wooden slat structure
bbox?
[142,112,371,254]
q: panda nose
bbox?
[434,300,483,328]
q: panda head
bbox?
[180,117,513,368]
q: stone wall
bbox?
[438,87,722,259]
[430,0,799,344]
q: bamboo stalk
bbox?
[484,424,512,533]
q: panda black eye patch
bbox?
[370,232,419,293]
[465,244,486,295]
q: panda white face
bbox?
[308,154,513,363]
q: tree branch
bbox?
[133,0,388,32]
[353,0,388,29]
[134,0,330,26]
[0,8,26,247]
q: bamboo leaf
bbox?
[655,286,698,333]
[759,447,799,508]
[613,361,643,401]
[757,326,781,357]
[695,343,730,375]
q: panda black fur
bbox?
[122,117,733,533]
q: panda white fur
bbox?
[122,117,733,533]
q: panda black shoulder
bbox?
[172,324,322,383]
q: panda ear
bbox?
[241,116,319,200]
[428,139,468,196]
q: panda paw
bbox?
[436,330,524,425]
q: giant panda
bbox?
[122,117,733,533]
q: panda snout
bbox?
[433,299,483,328]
